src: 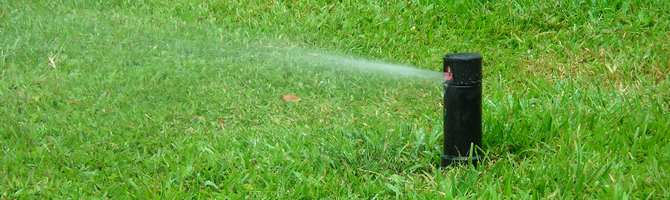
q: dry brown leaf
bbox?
[281,94,301,102]
[217,118,225,129]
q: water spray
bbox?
[441,53,483,167]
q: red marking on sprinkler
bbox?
[445,67,453,81]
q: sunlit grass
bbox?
[1,0,669,198]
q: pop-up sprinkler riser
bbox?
[442,53,483,167]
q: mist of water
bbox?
[250,45,443,81]
[298,51,442,80]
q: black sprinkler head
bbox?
[441,53,483,167]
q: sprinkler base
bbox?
[441,155,481,167]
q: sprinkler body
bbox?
[442,53,482,167]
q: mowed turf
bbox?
[1,0,669,199]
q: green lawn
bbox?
[1,0,669,199]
